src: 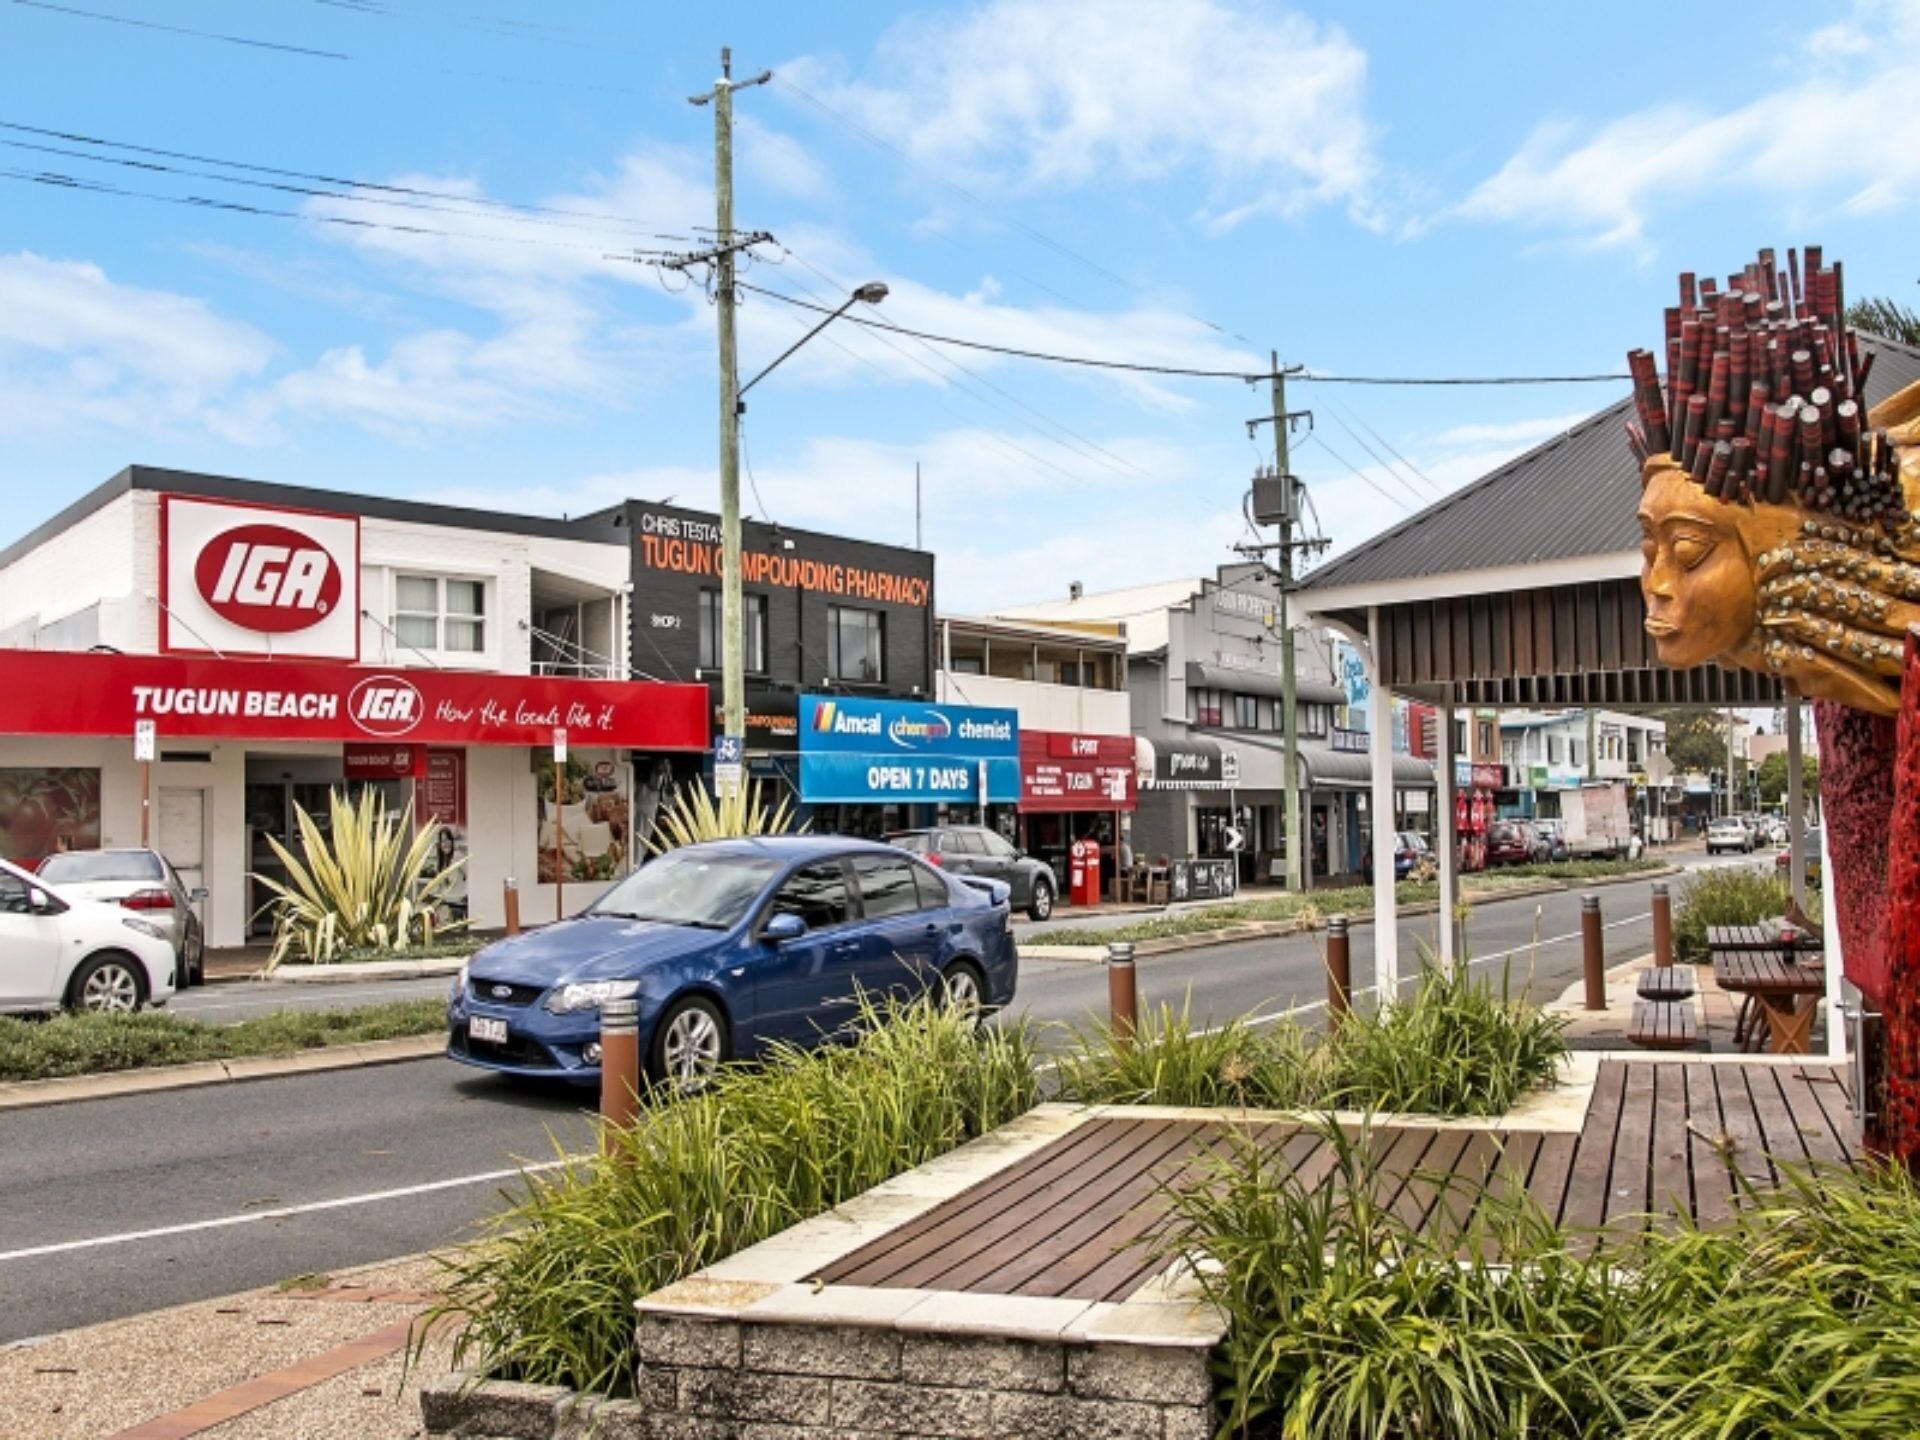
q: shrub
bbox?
[1053,958,1566,1120]
[1161,1120,1920,1439]
[254,787,467,969]
[646,777,799,853]
[1673,867,1790,961]
[432,996,1037,1398]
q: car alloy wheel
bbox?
[661,1005,723,1090]
[1029,880,1053,922]
[941,962,985,1026]
[80,961,140,1013]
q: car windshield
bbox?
[37,851,163,884]
[587,851,782,930]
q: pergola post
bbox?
[1786,696,1808,914]
[1367,607,1399,1006]
[1436,699,1458,972]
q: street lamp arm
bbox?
[736,283,888,409]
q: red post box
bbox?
[1070,839,1102,908]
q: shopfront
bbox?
[796,694,1018,838]
[1016,730,1135,897]
[0,649,708,946]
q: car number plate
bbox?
[470,1016,509,1045]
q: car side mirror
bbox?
[764,913,807,944]
[27,887,52,914]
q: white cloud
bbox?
[1453,0,1920,249]
[1429,411,1590,448]
[0,253,273,440]
[783,0,1381,229]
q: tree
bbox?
[1756,750,1819,807]
[1849,296,1920,347]
[1650,710,1730,775]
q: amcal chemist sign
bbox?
[0,651,710,750]
[162,494,361,660]
[797,695,1018,804]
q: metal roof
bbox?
[1297,334,1920,594]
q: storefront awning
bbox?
[1295,741,1436,791]
[1185,662,1345,707]
[1137,735,1230,790]
[0,649,710,749]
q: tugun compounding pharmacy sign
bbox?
[0,650,709,751]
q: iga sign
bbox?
[0,650,709,750]
[162,495,360,660]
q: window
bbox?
[980,830,1018,860]
[698,590,768,674]
[1571,739,1585,767]
[947,831,987,856]
[0,868,31,914]
[1233,694,1258,730]
[912,863,951,909]
[768,863,850,930]
[1478,720,1494,757]
[1193,687,1222,727]
[1548,735,1564,764]
[828,606,885,683]
[395,575,487,655]
[854,857,923,919]
[1453,717,1468,756]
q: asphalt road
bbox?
[0,853,1758,1344]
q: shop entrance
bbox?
[244,756,403,938]
[157,787,207,947]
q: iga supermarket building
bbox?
[0,467,708,950]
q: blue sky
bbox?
[4,0,1919,612]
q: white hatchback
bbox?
[0,857,179,1014]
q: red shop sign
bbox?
[0,650,710,751]
[343,743,426,779]
[1041,732,1133,763]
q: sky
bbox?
[3,0,1919,614]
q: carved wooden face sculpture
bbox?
[1637,463,1767,671]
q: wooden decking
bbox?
[816,1061,1855,1303]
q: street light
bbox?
[716,282,887,753]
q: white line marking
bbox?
[0,1158,582,1264]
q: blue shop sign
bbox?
[798,695,1020,803]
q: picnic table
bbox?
[1708,924,1824,1055]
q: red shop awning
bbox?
[1018,730,1137,813]
[0,650,710,751]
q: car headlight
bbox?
[122,917,169,941]
[544,979,642,1015]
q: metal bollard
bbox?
[1106,940,1138,1047]
[598,997,642,1154]
[1582,894,1606,1011]
[1651,882,1673,969]
[503,876,521,937]
[1325,914,1352,1030]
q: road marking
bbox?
[0,1158,582,1264]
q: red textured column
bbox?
[1814,698,1896,1007]
[1885,633,1920,1173]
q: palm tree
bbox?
[1849,296,1920,347]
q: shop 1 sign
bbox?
[162,495,361,660]
[797,694,1019,804]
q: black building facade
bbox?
[620,500,936,755]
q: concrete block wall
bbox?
[422,1311,1215,1439]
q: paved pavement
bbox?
[0,852,1763,1345]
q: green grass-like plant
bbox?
[1673,866,1792,962]
[1054,959,1566,1119]
[432,995,1038,1399]
[1161,1118,1920,1438]
[0,999,446,1081]
[645,777,800,853]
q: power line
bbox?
[0,118,697,237]
[12,0,350,57]
[0,165,673,258]
[1322,409,1430,507]
[1331,403,1446,497]
[739,283,1634,386]
[1299,432,1413,514]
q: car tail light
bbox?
[925,853,943,867]
[120,889,176,911]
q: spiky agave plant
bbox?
[645,778,801,854]
[253,788,468,969]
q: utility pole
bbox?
[1243,353,1320,892]
[686,48,770,746]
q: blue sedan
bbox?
[446,835,1019,1088]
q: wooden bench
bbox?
[1628,1000,1698,1050]
[1635,966,1696,1001]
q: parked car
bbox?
[0,856,178,1014]
[1706,817,1756,855]
[35,847,207,987]
[1534,819,1571,862]
[447,836,1019,1088]
[1485,820,1543,866]
[1361,831,1434,882]
[1776,825,1824,889]
[886,826,1059,921]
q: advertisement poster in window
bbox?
[419,749,467,922]
[533,751,630,882]
[0,768,102,864]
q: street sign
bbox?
[1221,752,1241,784]
[133,719,155,762]
[553,726,568,763]
[1225,824,1246,852]
[714,735,744,798]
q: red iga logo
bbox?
[348,675,424,737]
[194,524,343,634]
